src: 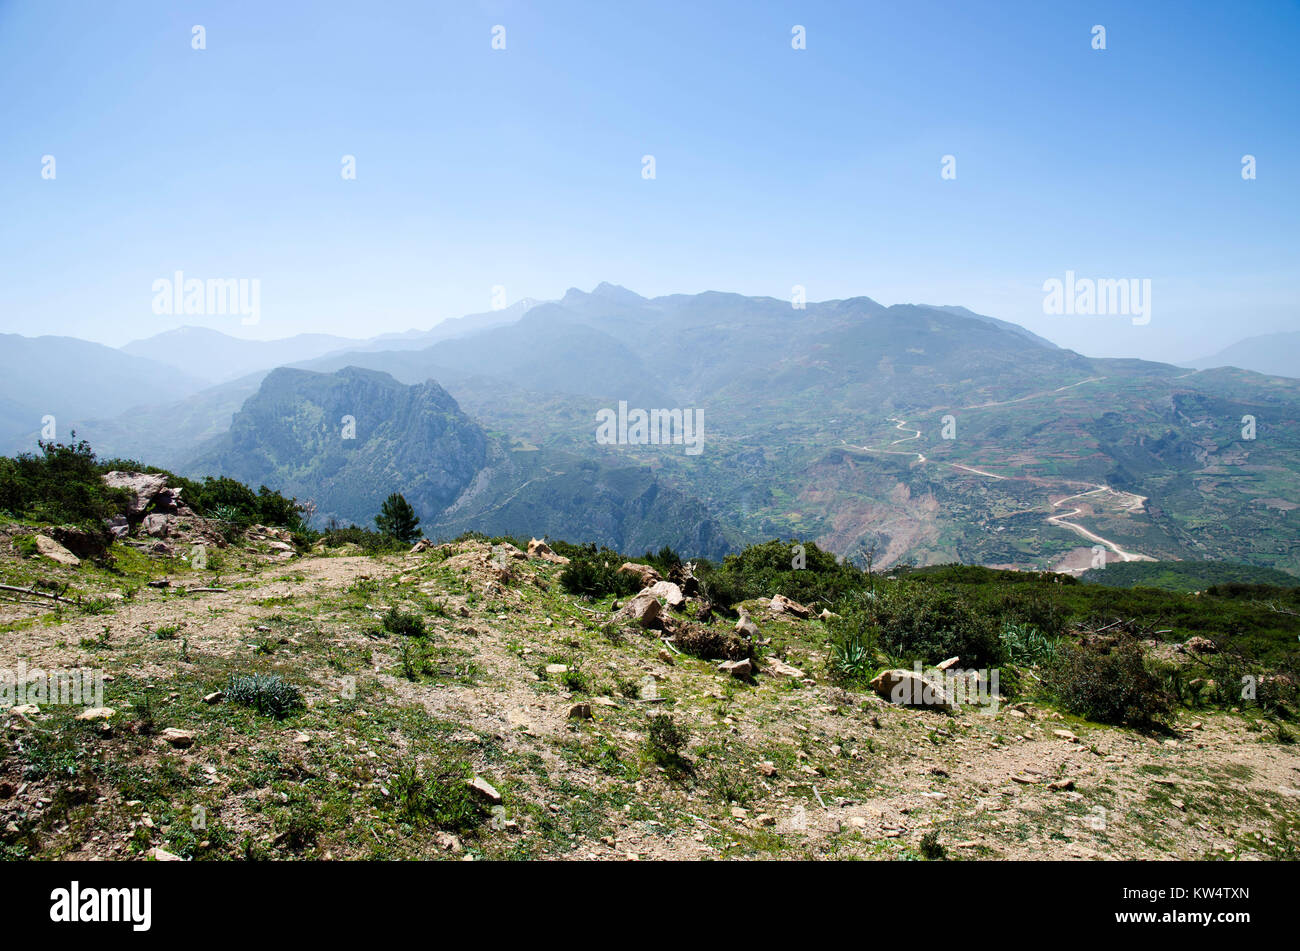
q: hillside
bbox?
[2,468,1298,861]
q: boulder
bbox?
[769,593,811,619]
[619,592,662,628]
[646,580,686,610]
[34,535,80,566]
[868,669,957,712]
[619,562,662,587]
[668,562,701,597]
[568,703,592,719]
[102,471,169,516]
[75,707,116,722]
[106,516,130,540]
[409,538,432,554]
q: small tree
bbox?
[375,492,421,544]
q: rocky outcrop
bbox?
[102,471,170,516]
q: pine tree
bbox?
[375,492,421,544]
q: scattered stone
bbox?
[76,707,115,722]
[818,609,839,621]
[149,846,183,862]
[763,657,805,679]
[1048,779,1076,791]
[719,658,753,680]
[159,728,193,748]
[545,663,568,675]
[1181,636,1218,655]
[568,703,592,720]
[936,656,960,671]
[408,538,432,554]
[1053,729,1078,742]
[467,776,502,804]
[657,648,676,665]
[141,513,171,538]
[202,691,223,704]
[756,761,778,777]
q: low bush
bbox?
[558,544,641,598]
[381,607,426,638]
[1044,637,1172,729]
[390,760,488,832]
[858,583,1006,668]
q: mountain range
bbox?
[3,286,1298,574]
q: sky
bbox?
[1,0,1296,363]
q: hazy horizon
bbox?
[2,0,1296,363]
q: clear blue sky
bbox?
[1,0,1296,362]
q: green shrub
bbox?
[1044,638,1172,729]
[558,544,640,598]
[859,583,1006,668]
[828,618,876,682]
[390,760,488,832]
[1000,622,1058,665]
[695,539,866,610]
[382,607,426,637]
[225,673,304,719]
[645,714,689,766]
[0,439,131,527]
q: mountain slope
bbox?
[122,327,363,384]
[186,366,735,556]
[1191,331,1300,380]
[0,334,207,452]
